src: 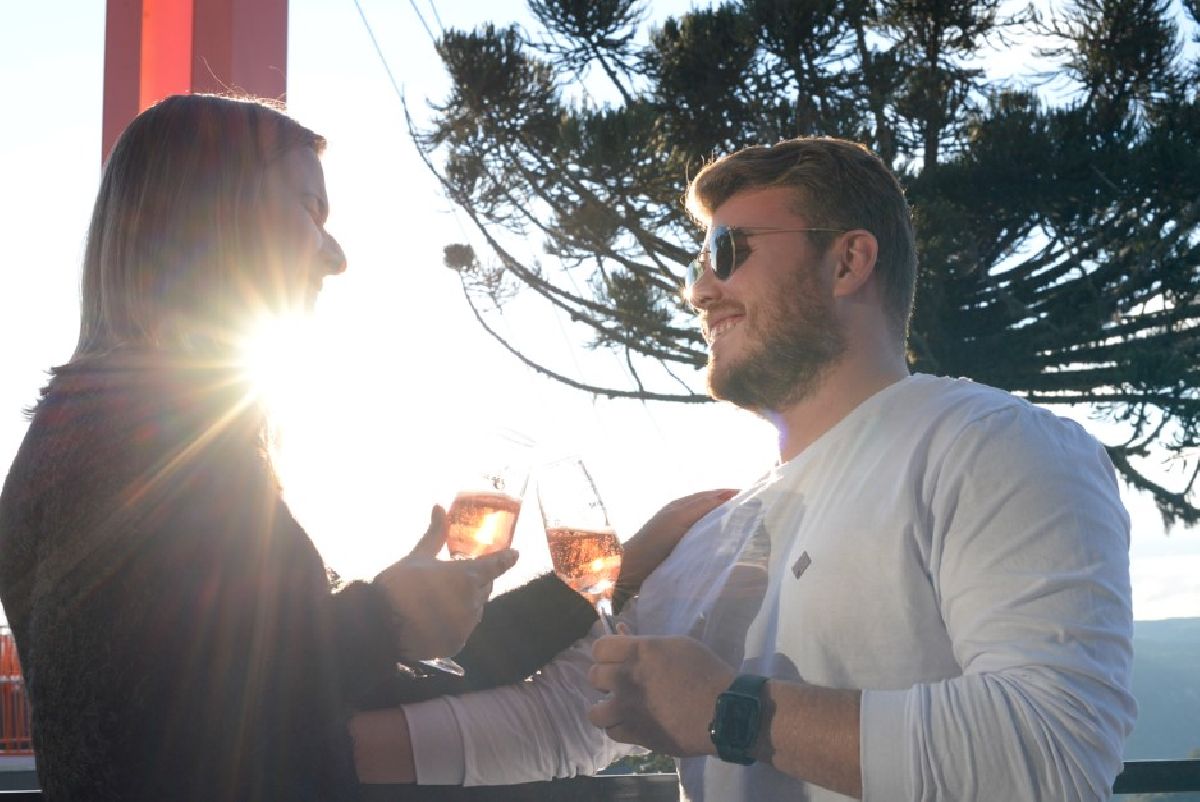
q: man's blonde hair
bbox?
[687,137,917,340]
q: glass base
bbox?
[418,656,466,676]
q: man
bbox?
[357,137,1136,801]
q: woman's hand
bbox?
[614,488,738,612]
[373,506,518,661]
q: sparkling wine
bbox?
[446,491,522,558]
[546,526,622,602]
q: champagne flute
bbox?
[445,475,526,559]
[537,457,622,633]
[421,433,532,675]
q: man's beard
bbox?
[706,268,846,412]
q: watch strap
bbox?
[710,673,768,765]
[728,672,768,698]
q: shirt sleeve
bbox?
[405,696,466,785]
[407,605,643,785]
[860,405,1137,802]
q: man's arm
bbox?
[351,489,737,785]
[352,619,636,786]
[858,406,1135,801]
[588,634,863,797]
[350,706,417,784]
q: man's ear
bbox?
[831,230,878,298]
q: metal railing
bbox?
[0,763,1198,798]
[0,630,32,756]
[1113,760,1200,795]
[360,764,1200,798]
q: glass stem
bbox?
[596,597,616,635]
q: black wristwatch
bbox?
[709,673,768,765]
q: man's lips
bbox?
[704,314,744,344]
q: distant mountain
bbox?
[1126,617,1200,760]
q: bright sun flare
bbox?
[238,313,320,418]
[232,309,432,580]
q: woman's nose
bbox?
[321,233,346,275]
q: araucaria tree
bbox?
[413,0,1200,525]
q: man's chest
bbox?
[720,486,961,688]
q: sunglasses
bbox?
[684,224,848,290]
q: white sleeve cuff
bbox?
[859,688,910,802]
[404,696,466,785]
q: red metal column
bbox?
[101,0,289,162]
[101,0,143,165]
[140,0,194,108]
[193,0,288,98]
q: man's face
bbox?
[688,186,846,412]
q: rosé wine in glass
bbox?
[446,491,522,558]
[545,525,622,605]
[537,457,622,632]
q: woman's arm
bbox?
[353,489,738,785]
[353,573,598,708]
[614,489,737,613]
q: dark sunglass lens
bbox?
[714,229,735,279]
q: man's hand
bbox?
[373,506,518,661]
[587,632,735,756]
[614,489,738,611]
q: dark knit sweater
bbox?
[0,356,595,801]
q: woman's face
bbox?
[257,146,345,312]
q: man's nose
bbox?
[685,263,720,310]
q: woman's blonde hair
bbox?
[74,94,325,360]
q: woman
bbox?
[0,94,709,802]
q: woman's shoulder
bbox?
[46,351,257,439]
[9,353,264,513]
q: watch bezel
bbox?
[709,674,767,765]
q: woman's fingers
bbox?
[407,505,448,558]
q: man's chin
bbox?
[707,365,761,411]
[707,360,829,414]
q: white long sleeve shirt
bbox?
[405,375,1137,801]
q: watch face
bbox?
[713,693,759,747]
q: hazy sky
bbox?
[1,0,1196,620]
